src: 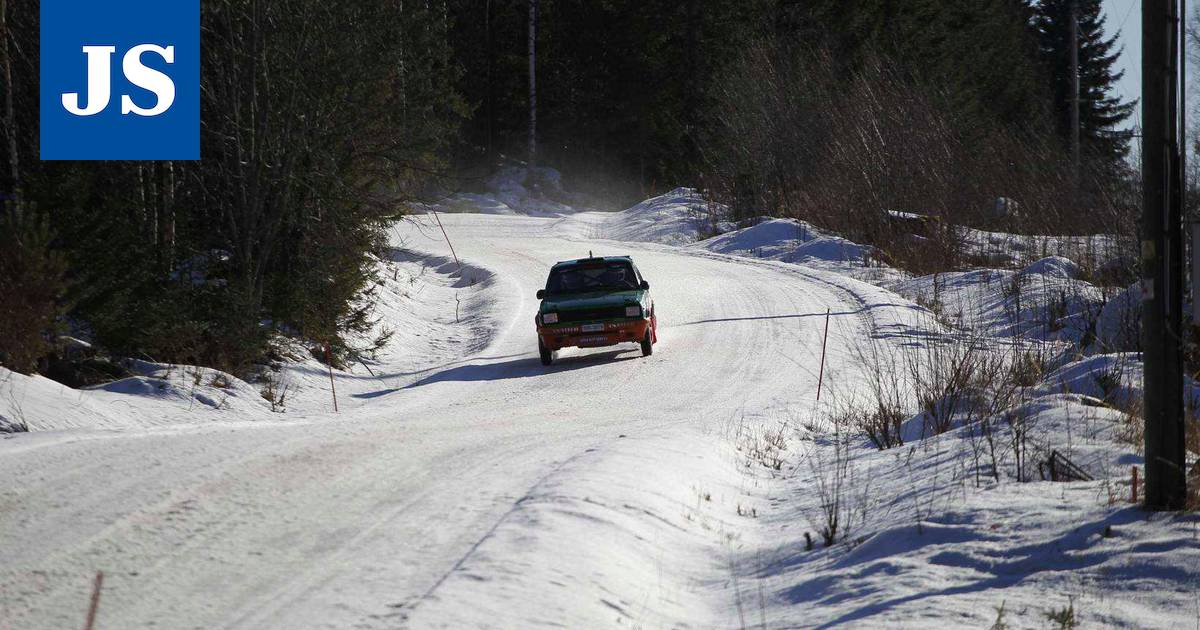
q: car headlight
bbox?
[625,305,642,317]
[542,312,559,324]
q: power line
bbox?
[1115,0,1136,35]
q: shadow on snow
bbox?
[354,347,643,397]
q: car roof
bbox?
[551,255,634,270]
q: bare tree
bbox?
[702,38,1137,277]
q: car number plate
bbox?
[581,323,604,333]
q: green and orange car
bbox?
[534,255,658,365]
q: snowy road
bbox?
[1,213,890,629]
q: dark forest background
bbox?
[0,0,1136,377]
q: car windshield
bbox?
[545,261,638,295]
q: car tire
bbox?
[539,339,554,366]
[640,330,653,357]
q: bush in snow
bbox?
[846,335,911,449]
[832,400,907,452]
[1009,350,1047,387]
[0,412,28,434]
[732,415,792,472]
[0,370,30,433]
[903,333,990,438]
[802,422,873,547]
[1044,599,1080,630]
[256,368,294,413]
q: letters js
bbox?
[61,45,176,117]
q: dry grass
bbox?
[732,416,791,472]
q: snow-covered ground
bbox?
[2,189,1197,629]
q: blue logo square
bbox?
[40,0,199,160]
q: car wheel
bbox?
[539,339,554,366]
[640,330,653,357]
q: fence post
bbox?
[816,308,831,401]
[325,342,338,413]
[83,570,103,630]
[1132,466,1139,504]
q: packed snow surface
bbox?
[1,195,1195,629]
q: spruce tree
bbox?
[1033,0,1134,163]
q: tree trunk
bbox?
[486,0,494,161]
[527,0,537,180]
[0,0,20,201]
[398,0,407,125]
[161,161,176,271]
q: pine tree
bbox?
[4,0,468,373]
[0,205,68,375]
[1033,0,1134,163]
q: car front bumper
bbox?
[538,319,651,350]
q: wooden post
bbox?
[1132,466,1139,504]
[83,570,103,630]
[432,211,462,273]
[324,343,338,413]
[816,308,831,401]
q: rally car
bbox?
[534,255,658,366]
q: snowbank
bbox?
[1022,254,1082,279]
[1094,282,1142,353]
[891,257,1106,344]
[0,364,272,431]
[699,218,873,269]
[961,227,1125,271]
[0,246,503,431]
[1036,354,1143,409]
[598,187,726,246]
[737,387,1197,629]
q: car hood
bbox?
[540,289,646,312]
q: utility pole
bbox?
[1141,0,1187,511]
[1069,0,1081,182]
